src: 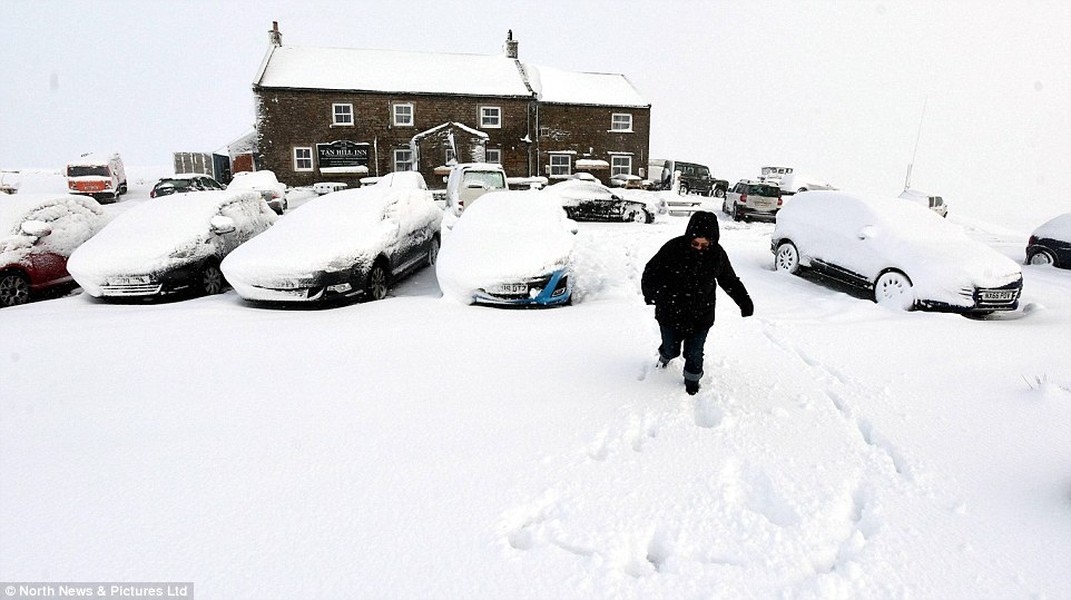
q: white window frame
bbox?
[332,103,354,126]
[484,148,502,164]
[394,148,413,172]
[610,113,633,132]
[480,106,502,129]
[549,154,571,178]
[611,155,632,176]
[293,147,314,172]
[393,103,414,127]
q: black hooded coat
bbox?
[641,211,753,332]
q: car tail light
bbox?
[150,189,156,198]
[739,194,747,203]
[777,196,783,206]
[1028,235,1037,245]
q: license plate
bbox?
[753,200,773,209]
[490,283,528,294]
[982,290,1014,301]
[109,275,150,285]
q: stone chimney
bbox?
[269,21,282,47]
[505,29,518,59]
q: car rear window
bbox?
[748,184,779,196]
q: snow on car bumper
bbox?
[473,269,571,307]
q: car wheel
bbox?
[1028,249,1056,266]
[731,203,742,222]
[627,208,646,223]
[644,210,655,224]
[0,272,31,307]
[774,242,800,275]
[678,184,689,196]
[367,262,389,301]
[426,236,440,266]
[714,188,726,199]
[201,261,225,295]
[874,270,914,310]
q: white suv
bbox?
[723,179,783,222]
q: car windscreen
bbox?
[157,179,193,191]
[463,171,506,189]
[748,184,780,196]
[68,165,110,177]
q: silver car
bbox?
[723,179,783,222]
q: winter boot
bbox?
[685,379,700,395]
[656,356,669,369]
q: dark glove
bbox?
[739,296,754,318]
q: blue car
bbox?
[437,190,576,307]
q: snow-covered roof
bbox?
[255,45,648,108]
[257,46,532,98]
[526,65,649,108]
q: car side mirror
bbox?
[210,215,236,235]
[858,225,876,240]
[20,220,52,238]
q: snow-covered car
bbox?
[545,179,657,224]
[68,191,276,300]
[898,188,948,218]
[0,193,106,307]
[771,191,1023,314]
[437,190,576,307]
[776,172,838,196]
[221,178,442,305]
[227,170,288,214]
[150,174,226,198]
[1026,213,1071,269]
[608,173,645,189]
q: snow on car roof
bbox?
[1032,213,1071,240]
[0,193,101,233]
[229,170,283,189]
[221,185,441,283]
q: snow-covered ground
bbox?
[2,170,1069,599]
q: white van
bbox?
[444,163,509,215]
[66,152,127,203]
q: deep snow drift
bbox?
[1,170,1070,599]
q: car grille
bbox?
[100,283,163,296]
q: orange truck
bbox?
[66,152,127,203]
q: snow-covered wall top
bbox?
[255,46,648,108]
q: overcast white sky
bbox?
[2,0,1068,209]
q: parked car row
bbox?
[2,186,1068,313]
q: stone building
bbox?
[251,23,651,188]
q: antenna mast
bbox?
[905,97,928,191]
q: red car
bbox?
[0,193,107,307]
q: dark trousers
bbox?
[658,325,709,382]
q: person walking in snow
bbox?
[641,211,754,395]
